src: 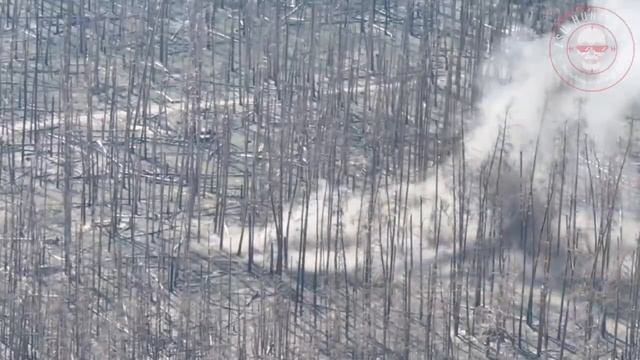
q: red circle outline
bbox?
[548,5,635,92]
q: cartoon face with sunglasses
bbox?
[568,24,617,74]
[549,5,634,92]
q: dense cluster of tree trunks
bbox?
[0,0,636,359]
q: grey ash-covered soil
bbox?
[0,0,639,359]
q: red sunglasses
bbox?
[575,45,609,53]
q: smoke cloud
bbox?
[212,0,640,277]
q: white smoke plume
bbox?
[470,0,640,244]
[211,0,640,277]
